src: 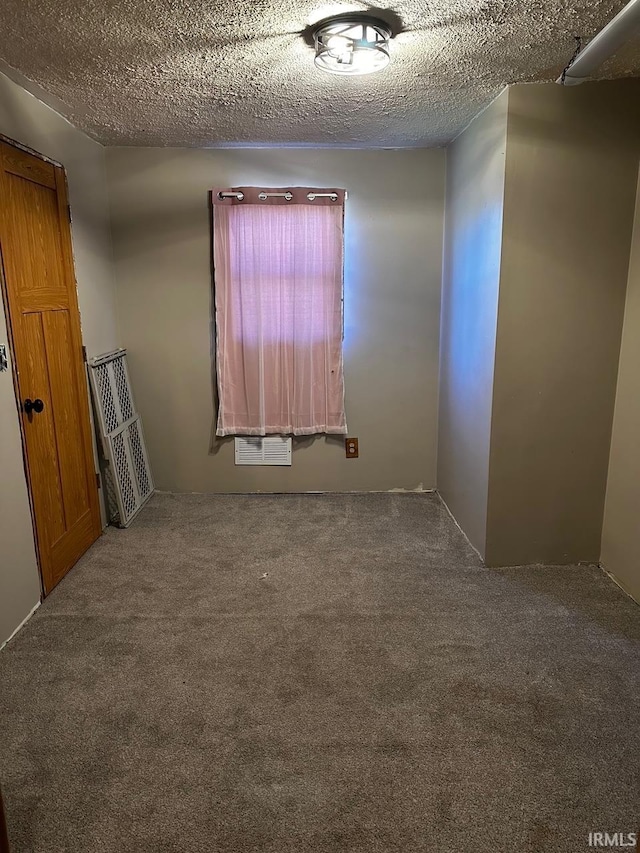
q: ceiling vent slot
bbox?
[234,436,292,466]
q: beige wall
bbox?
[0,68,119,643]
[486,81,640,566]
[106,148,445,493]
[0,288,40,645]
[601,165,640,602]
[437,90,508,557]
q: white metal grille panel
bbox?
[111,431,137,519]
[128,419,153,500]
[235,436,292,466]
[94,362,119,433]
[112,356,134,421]
[103,463,120,525]
[89,348,154,526]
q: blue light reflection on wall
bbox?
[445,200,503,403]
[342,208,360,353]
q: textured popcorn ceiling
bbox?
[0,0,639,147]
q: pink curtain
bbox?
[212,187,347,436]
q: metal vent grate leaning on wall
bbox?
[235,436,292,466]
[89,348,154,526]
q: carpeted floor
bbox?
[1,492,639,853]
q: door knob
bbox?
[24,398,45,415]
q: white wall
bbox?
[601,164,640,603]
[438,81,640,567]
[437,90,508,556]
[0,68,119,643]
[487,81,639,566]
[106,147,445,493]
[0,294,40,645]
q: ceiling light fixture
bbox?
[313,13,392,75]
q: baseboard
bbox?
[153,488,436,496]
[435,491,484,563]
[0,600,41,652]
[599,563,640,607]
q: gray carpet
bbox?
[1,493,639,853]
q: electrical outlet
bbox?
[345,437,359,458]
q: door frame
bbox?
[0,132,101,597]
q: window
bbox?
[212,187,347,437]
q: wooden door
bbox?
[0,141,101,595]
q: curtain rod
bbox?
[217,191,342,202]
